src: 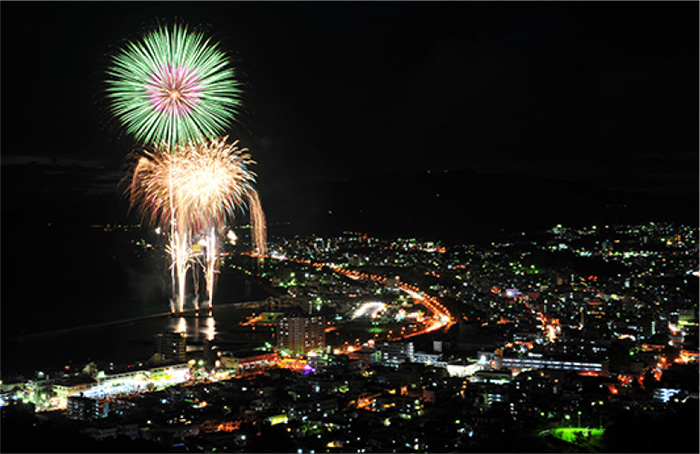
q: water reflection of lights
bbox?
[171,315,217,341]
[176,317,187,334]
[206,316,216,340]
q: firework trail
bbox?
[127,138,262,311]
[106,22,242,147]
[191,228,218,311]
[249,191,267,265]
[205,227,218,310]
[129,152,186,311]
[167,230,191,312]
[192,247,201,310]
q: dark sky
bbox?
[1,2,698,194]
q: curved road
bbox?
[287,258,457,340]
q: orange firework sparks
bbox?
[128,137,257,230]
[127,137,265,311]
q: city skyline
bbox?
[2,222,698,452]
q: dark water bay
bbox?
[2,301,274,379]
[2,275,273,378]
[0,216,277,378]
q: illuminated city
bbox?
[1,3,698,453]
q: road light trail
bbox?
[285,258,456,340]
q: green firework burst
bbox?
[106,22,242,147]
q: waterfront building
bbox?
[53,375,97,403]
[153,330,187,364]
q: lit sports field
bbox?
[551,427,605,445]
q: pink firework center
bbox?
[146,65,203,116]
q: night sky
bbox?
[1,2,698,236]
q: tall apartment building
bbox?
[153,330,187,364]
[277,312,325,356]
